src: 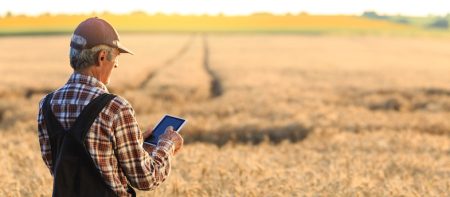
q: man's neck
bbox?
[76,67,95,78]
[74,65,109,86]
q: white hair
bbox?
[69,44,113,70]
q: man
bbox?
[37,17,183,197]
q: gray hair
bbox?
[69,44,113,70]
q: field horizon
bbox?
[1,12,449,37]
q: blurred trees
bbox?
[428,18,449,29]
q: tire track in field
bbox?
[183,123,311,146]
[109,34,196,94]
[202,34,223,98]
[21,35,196,98]
[137,34,196,90]
[1,88,54,100]
[25,88,53,99]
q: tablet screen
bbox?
[144,115,186,145]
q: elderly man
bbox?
[37,17,183,197]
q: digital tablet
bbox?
[144,114,187,146]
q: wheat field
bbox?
[0,34,449,196]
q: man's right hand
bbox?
[159,126,183,155]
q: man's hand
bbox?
[143,143,156,153]
[143,125,153,140]
[142,125,155,153]
[159,126,183,155]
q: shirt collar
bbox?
[67,72,109,92]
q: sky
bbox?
[1,0,449,17]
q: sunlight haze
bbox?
[1,0,449,16]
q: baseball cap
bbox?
[70,17,133,55]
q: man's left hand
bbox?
[143,143,156,153]
[142,126,155,153]
[143,125,153,140]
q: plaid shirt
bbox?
[37,73,174,196]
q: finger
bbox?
[143,128,153,139]
[143,143,156,153]
[166,126,174,132]
[175,144,182,155]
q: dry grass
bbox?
[0,34,449,196]
[0,130,448,196]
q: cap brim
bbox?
[117,42,134,55]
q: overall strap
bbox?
[43,92,65,138]
[69,93,117,145]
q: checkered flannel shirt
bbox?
[37,73,174,196]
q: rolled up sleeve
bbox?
[112,101,174,190]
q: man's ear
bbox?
[96,50,106,66]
